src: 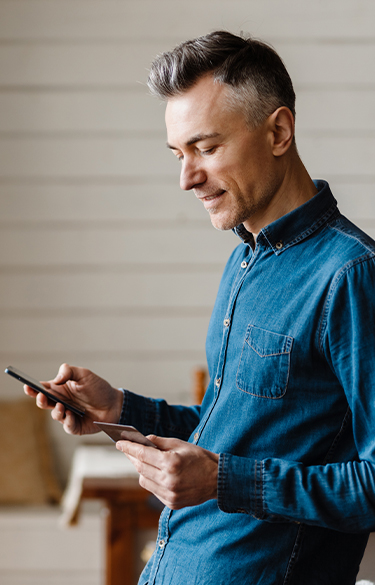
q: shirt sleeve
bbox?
[218,255,375,533]
[119,389,201,441]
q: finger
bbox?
[116,440,162,468]
[121,452,141,471]
[120,449,169,496]
[24,384,37,398]
[50,401,67,421]
[62,410,81,435]
[36,391,55,410]
[135,473,186,510]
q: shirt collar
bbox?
[233,180,338,254]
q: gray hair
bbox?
[147,31,296,128]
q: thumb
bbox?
[53,363,73,384]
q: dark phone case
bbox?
[5,366,85,417]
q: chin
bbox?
[209,215,238,232]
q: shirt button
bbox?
[215,378,221,387]
[193,432,199,442]
[223,318,230,327]
[241,260,248,268]
[275,241,283,250]
[159,539,166,549]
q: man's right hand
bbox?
[23,363,124,436]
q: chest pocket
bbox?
[236,325,293,399]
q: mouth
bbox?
[196,190,226,208]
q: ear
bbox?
[268,107,295,157]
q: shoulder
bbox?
[328,213,375,258]
[320,213,375,279]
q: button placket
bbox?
[213,253,253,398]
[203,249,259,420]
[151,506,171,570]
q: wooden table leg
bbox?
[105,500,136,585]
[82,485,161,585]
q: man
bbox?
[26,31,375,584]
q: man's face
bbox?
[165,75,284,235]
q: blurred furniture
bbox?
[61,446,161,585]
[61,370,207,585]
[0,399,61,505]
[192,367,207,405]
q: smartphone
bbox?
[5,365,85,418]
[93,421,157,448]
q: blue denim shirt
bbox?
[120,181,375,584]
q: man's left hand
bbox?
[116,436,219,509]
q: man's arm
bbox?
[119,388,202,441]
[25,363,202,441]
[217,257,375,533]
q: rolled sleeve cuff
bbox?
[217,453,265,519]
[118,388,157,436]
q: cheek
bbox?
[209,159,242,186]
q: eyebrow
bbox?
[166,132,221,150]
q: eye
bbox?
[201,147,216,156]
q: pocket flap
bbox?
[247,325,293,357]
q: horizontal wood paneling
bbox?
[0,90,166,133]
[333,184,375,220]
[0,183,205,222]
[0,508,103,571]
[0,0,374,41]
[0,88,374,134]
[297,135,375,177]
[0,271,222,309]
[0,43,374,88]
[0,181,374,224]
[0,315,210,352]
[0,135,174,177]
[0,225,237,265]
[0,44,157,87]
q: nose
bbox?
[179,158,207,191]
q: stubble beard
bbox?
[205,191,268,233]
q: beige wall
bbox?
[0,0,375,582]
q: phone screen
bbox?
[5,365,85,417]
[93,421,157,448]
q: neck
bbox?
[243,150,318,239]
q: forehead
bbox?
[165,76,244,144]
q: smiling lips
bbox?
[196,189,226,207]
